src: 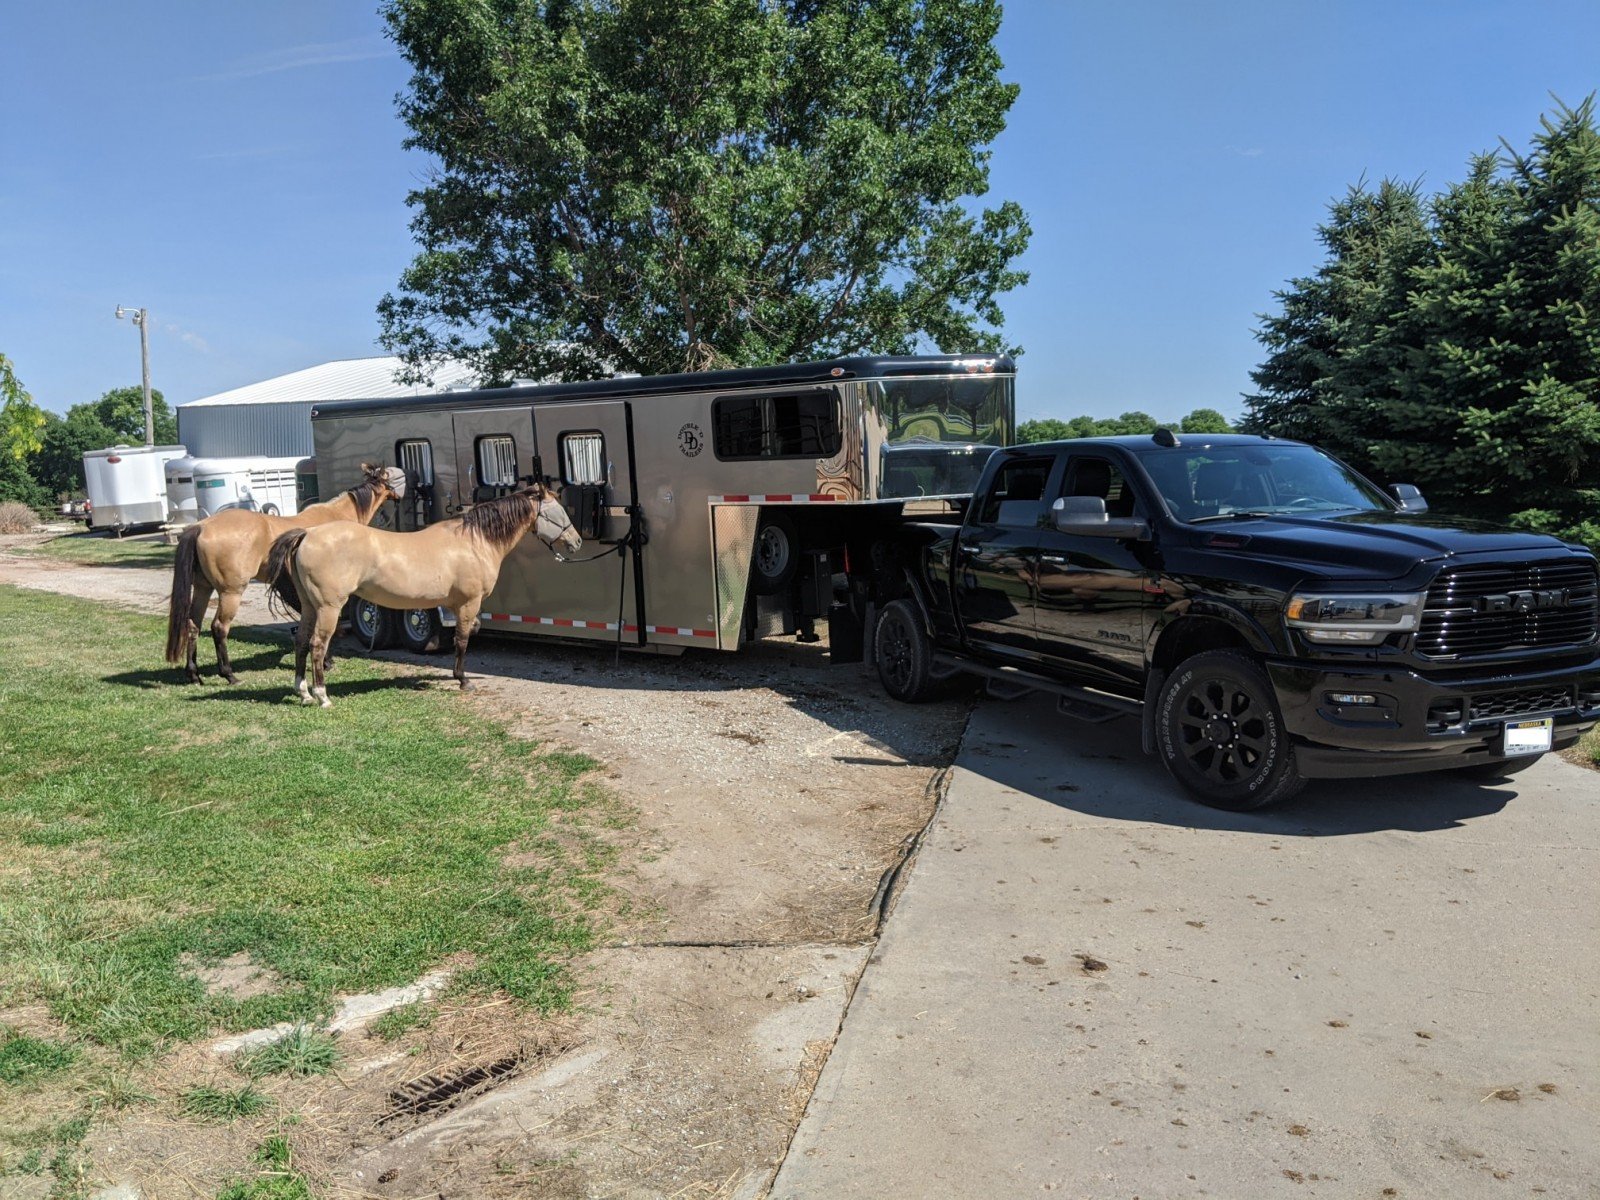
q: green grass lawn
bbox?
[18,534,176,569]
[0,584,620,1181]
[1580,724,1599,767]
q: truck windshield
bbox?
[1139,444,1395,522]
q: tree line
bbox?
[1017,408,1232,443]
[0,354,178,509]
[1245,99,1600,547]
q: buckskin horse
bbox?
[165,463,407,683]
[265,483,582,707]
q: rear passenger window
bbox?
[980,456,1053,526]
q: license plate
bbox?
[1503,718,1553,755]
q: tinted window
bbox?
[713,391,842,460]
[1061,457,1140,519]
[979,455,1053,525]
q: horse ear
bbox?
[360,461,376,475]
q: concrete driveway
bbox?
[773,695,1599,1198]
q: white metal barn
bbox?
[176,356,479,459]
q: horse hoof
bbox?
[459,679,476,692]
[318,699,332,709]
[224,676,240,686]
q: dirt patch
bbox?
[179,953,283,1003]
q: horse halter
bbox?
[534,494,582,560]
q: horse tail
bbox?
[165,525,204,664]
[265,529,308,621]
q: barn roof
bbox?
[180,356,478,408]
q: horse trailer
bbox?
[309,355,1014,655]
[191,456,303,519]
[82,444,188,534]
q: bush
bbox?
[0,500,40,534]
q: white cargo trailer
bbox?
[164,455,201,525]
[82,444,187,534]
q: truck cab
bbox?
[867,432,1600,809]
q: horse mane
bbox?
[343,477,383,514]
[459,489,540,549]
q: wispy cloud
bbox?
[164,323,211,354]
[194,38,392,83]
[1227,145,1266,158]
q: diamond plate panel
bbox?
[713,504,760,648]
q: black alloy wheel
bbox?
[874,599,940,703]
[1157,650,1304,810]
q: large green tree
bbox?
[379,0,1031,383]
[29,387,176,497]
[0,355,49,507]
[1246,100,1600,546]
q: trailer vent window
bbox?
[561,432,606,485]
[397,439,434,487]
[713,391,841,461]
[476,436,518,487]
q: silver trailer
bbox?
[309,355,1013,655]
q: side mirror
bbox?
[1389,483,1428,514]
[1051,496,1149,540]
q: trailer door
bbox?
[481,400,646,644]
[452,409,536,506]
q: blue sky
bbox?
[3,1,1598,425]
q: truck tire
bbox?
[398,607,442,655]
[1156,650,1304,810]
[752,513,798,595]
[874,599,944,703]
[350,597,397,652]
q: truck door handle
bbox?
[1041,554,1068,565]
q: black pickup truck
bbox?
[859,432,1600,810]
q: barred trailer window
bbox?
[397,439,433,487]
[561,432,606,485]
[476,435,518,487]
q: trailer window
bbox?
[396,439,434,487]
[476,435,518,488]
[713,391,841,460]
[560,432,606,485]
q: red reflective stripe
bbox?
[720,493,749,502]
[765,493,793,502]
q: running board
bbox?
[935,654,1142,721]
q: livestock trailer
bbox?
[191,456,302,518]
[82,444,187,533]
[164,455,202,525]
[309,355,1013,654]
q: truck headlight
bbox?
[1285,592,1425,644]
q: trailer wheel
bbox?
[260,503,280,516]
[874,599,943,703]
[398,608,442,655]
[752,513,798,595]
[350,597,397,651]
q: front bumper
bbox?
[1266,655,1600,779]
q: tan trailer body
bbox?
[309,356,1014,652]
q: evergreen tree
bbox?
[1246,100,1600,546]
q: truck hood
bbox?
[1193,511,1584,581]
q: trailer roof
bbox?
[310,354,1015,420]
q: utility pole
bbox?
[115,305,155,445]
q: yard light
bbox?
[114,304,155,447]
